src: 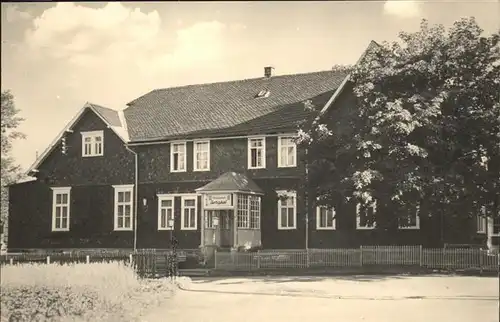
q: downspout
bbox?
[305,147,309,251]
[125,146,138,252]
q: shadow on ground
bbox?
[191,274,412,284]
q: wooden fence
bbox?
[0,249,192,278]
[214,246,500,272]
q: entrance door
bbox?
[219,210,234,247]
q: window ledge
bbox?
[356,226,376,230]
[52,229,70,232]
[114,228,133,232]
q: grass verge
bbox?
[0,262,177,322]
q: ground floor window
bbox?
[181,195,197,230]
[236,194,261,229]
[249,196,261,229]
[113,185,134,231]
[356,199,377,230]
[205,210,215,228]
[316,206,335,230]
[399,204,420,230]
[277,190,296,230]
[158,195,175,230]
[51,187,71,232]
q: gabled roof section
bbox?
[26,102,129,176]
[124,70,348,142]
[195,172,264,195]
[319,40,382,115]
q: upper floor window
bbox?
[194,140,210,171]
[51,187,71,232]
[316,206,336,230]
[248,137,266,169]
[170,142,186,172]
[181,195,198,230]
[278,136,297,168]
[399,204,421,230]
[356,199,377,230]
[113,185,134,231]
[81,131,104,157]
[158,195,175,230]
[277,190,297,230]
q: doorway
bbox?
[218,210,234,247]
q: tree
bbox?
[1,90,26,248]
[298,17,500,224]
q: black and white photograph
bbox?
[1,1,499,321]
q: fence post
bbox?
[306,249,310,268]
[419,245,423,267]
[129,254,133,266]
[9,258,13,265]
[360,246,363,267]
[46,256,50,264]
[86,255,90,264]
[257,250,261,269]
[479,249,483,274]
[214,249,218,270]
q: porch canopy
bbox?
[195,172,264,210]
[196,172,264,195]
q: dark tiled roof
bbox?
[196,172,264,194]
[89,103,122,127]
[124,70,348,142]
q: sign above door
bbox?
[204,193,233,210]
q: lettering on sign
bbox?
[205,194,233,209]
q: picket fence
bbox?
[214,246,500,272]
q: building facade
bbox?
[8,44,497,253]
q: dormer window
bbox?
[255,89,271,98]
[81,131,104,157]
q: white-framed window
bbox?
[356,200,377,230]
[248,137,266,169]
[491,216,500,236]
[249,195,261,229]
[477,216,487,234]
[477,206,487,234]
[181,195,197,230]
[237,194,249,228]
[113,185,134,231]
[236,194,261,229]
[399,204,421,230]
[205,210,215,229]
[193,140,210,171]
[277,190,297,230]
[170,142,186,172]
[51,187,71,232]
[158,195,175,230]
[277,136,297,168]
[316,206,336,230]
[81,131,104,157]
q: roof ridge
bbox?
[87,102,118,112]
[126,69,344,106]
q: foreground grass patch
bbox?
[0,262,175,321]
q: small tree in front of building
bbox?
[1,90,26,250]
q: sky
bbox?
[1,1,499,172]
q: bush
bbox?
[0,262,175,321]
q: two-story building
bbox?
[7,42,497,253]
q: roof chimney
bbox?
[264,66,274,78]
